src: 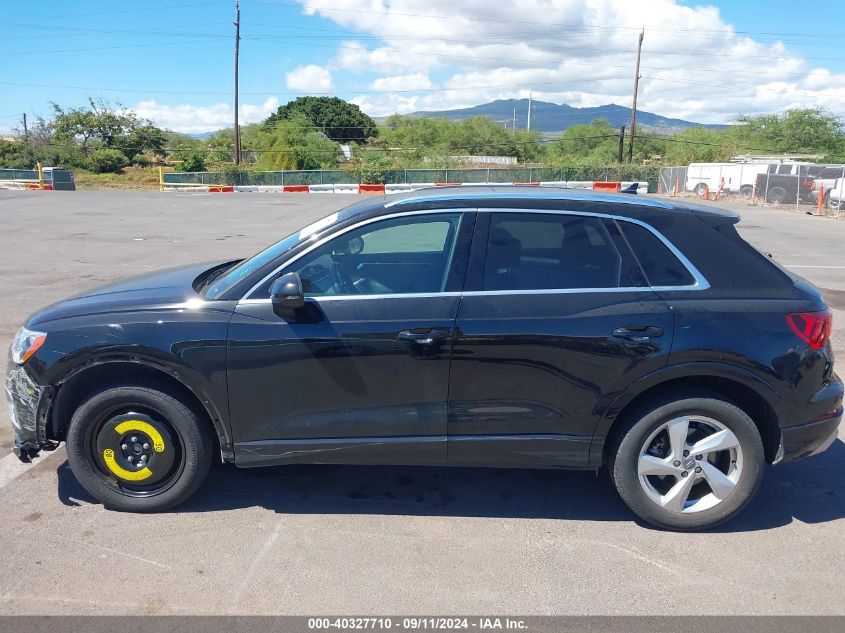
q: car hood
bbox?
[27,260,230,327]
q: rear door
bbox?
[447,209,678,468]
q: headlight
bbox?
[10,327,47,365]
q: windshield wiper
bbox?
[199,261,239,291]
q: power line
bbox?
[0,76,630,96]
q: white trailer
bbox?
[685,162,772,198]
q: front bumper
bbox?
[5,363,52,459]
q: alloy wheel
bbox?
[637,415,743,513]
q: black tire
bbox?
[739,185,754,200]
[66,383,213,512]
[693,183,707,197]
[609,393,764,531]
[766,187,787,204]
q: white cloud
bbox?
[295,0,845,123]
[370,73,434,92]
[132,98,279,133]
[285,64,334,92]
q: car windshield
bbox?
[203,211,342,299]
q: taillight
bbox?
[786,310,832,350]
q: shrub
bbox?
[88,148,129,173]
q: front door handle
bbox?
[612,326,664,341]
[398,328,448,345]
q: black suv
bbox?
[6,187,842,530]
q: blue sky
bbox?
[3,0,845,133]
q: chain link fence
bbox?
[164,166,664,190]
[659,163,845,214]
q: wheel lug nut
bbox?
[695,454,703,461]
[681,471,688,477]
[128,456,134,463]
[683,450,690,457]
[695,467,702,473]
[130,436,138,442]
[143,443,150,450]
[121,444,128,451]
[673,460,681,467]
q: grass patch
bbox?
[74,167,174,190]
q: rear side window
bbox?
[617,220,695,287]
[483,213,637,290]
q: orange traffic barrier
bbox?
[282,184,309,193]
[593,181,622,192]
[702,184,709,200]
[435,182,461,186]
[359,183,386,194]
[208,185,234,192]
[817,185,825,215]
[513,181,540,186]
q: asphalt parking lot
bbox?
[0,190,843,615]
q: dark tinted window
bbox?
[483,213,636,290]
[617,220,695,287]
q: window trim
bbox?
[238,207,709,305]
[460,208,708,296]
[239,209,471,303]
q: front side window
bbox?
[284,213,462,296]
[482,213,637,291]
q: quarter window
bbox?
[482,213,637,290]
[616,220,696,287]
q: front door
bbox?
[447,210,676,468]
[227,210,475,467]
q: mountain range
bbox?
[379,99,725,135]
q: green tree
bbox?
[51,98,168,165]
[0,140,36,169]
[661,127,738,165]
[173,143,207,171]
[88,148,129,173]
[265,97,377,144]
[253,114,340,170]
[123,123,168,161]
[734,108,844,155]
[377,115,542,162]
[547,119,618,164]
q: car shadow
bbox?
[55,439,845,532]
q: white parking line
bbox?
[0,450,62,493]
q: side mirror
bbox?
[270,272,305,313]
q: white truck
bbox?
[685,162,773,199]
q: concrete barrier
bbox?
[359,184,386,195]
[308,184,336,193]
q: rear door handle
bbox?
[398,328,448,345]
[612,326,664,341]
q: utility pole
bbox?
[527,90,532,132]
[233,0,241,165]
[627,28,644,164]
[22,113,28,146]
[512,107,516,136]
[617,125,625,163]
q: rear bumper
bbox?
[779,407,842,463]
